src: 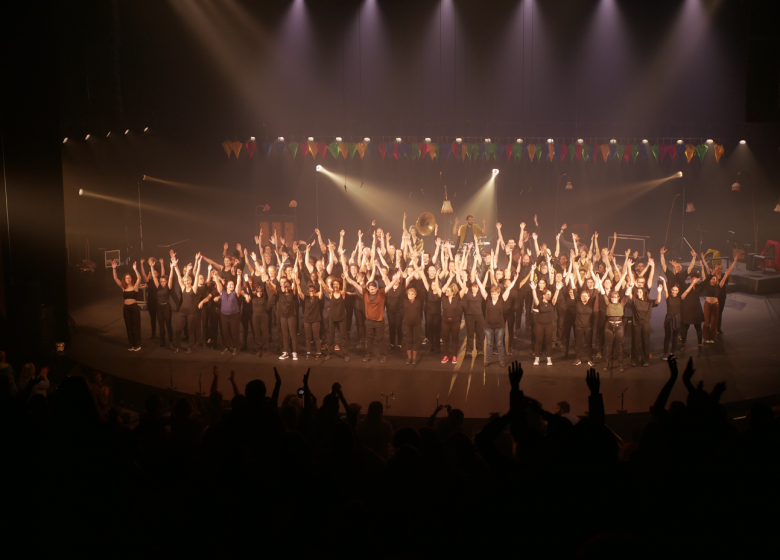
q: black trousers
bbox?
[663,320,678,355]
[123,303,142,347]
[345,297,356,341]
[403,322,421,351]
[631,321,651,364]
[241,304,254,346]
[442,318,460,356]
[157,303,173,344]
[465,313,484,352]
[561,311,576,354]
[206,304,221,344]
[594,311,606,353]
[280,315,298,353]
[365,319,385,356]
[304,322,320,354]
[175,311,197,348]
[575,326,593,361]
[353,308,366,343]
[680,322,702,346]
[533,322,554,357]
[220,312,241,349]
[252,307,269,350]
[387,307,404,346]
[554,306,566,343]
[504,313,515,349]
[147,300,158,336]
[718,296,726,331]
[329,319,347,356]
[426,309,441,352]
[604,320,625,364]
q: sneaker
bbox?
[477,350,484,356]
[207,339,212,344]
[423,338,429,345]
[292,352,298,360]
[573,360,582,366]
[174,348,180,354]
[595,352,602,359]
[533,357,540,366]
[221,348,230,355]
[363,354,372,362]
[133,347,141,351]
[405,359,412,365]
[662,355,669,361]
[334,345,340,351]
[128,347,135,351]
[619,365,625,372]
[587,361,595,367]
[315,353,322,359]
[547,357,552,366]
[411,359,417,365]
[499,361,506,368]
[506,350,513,357]
[185,347,192,355]
[484,361,490,367]
[643,361,649,367]
[452,356,457,364]
[379,355,386,363]
[464,351,472,358]
[279,352,289,360]
[344,355,349,362]
[306,352,311,360]
[232,348,238,356]
[442,356,450,364]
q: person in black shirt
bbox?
[267,274,299,360]
[659,276,681,359]
[627,283,661,367]
[700,258,736,342]
[139,258,159,339]
[680,276,705,349]
[322,274,349,362]
[573,289,596,366]
[438,275,460,364]
[530,279,560,365]
[402,287,425,365]
[457,260,488,358]
[295,274,323,359]
[660,246,695,290]
[481,273,520,367]
[424,265,442,354]
[150,269,173,347]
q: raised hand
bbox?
[519,222,526,229]
[112,260,117,269]
[140,258,146,264]
[132,261,137,270]
[532,232,538,240]
[585,368,600,395]
[303,368,311,388]
[561,223,567,230]
[667,354,678,379]
[594,231,599,239]
[659,246,667,255]
[223,242,229,251]
[403,212,407,220]
[274,367,281,385]
[251,252,257,261]
[508,361,523,389]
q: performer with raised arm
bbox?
[113,260,143,351]
[345,266,402,363]
[453,214,486,252]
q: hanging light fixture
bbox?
[456,137,463,143]
[441,186,453,214]
[686,203,696,213]
[395,137,402,143]
[565,181,573,190]
[335,136,343,143]
[485,138,492,143]
[308,136,314,142]
[577,139,584,144]
[516,138,523,143]
[424,137,431,143]
[775,198,780,213]
[364,137,371,143]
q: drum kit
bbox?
[414,211,490,255]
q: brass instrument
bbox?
[415,211,436,236]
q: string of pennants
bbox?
[222,138,728,164]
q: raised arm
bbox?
[346,274,364,295]
[475,271,488,299]
[172,258,185,291]
[720,259,737,287]
[139,259,150,283]
[496,222,506,252]
[681,277,698,299]
[687,249,697,274]
[111,260,123,288]
[609,232,617,259]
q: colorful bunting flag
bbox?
[288,142,299,159]
[378,142,387,159]
[547,143,555,162]
[222,140,232,158]
[327,142,339,159]
[695,143,708,162]
[348,142,357,159]
[317,142,327,159]
[355,142,366,159]
[245,140,256,158]
[274,141,285,156]
[568,143,576,162]
[616,144,624,161]
[713,144,724,163]
[651,144,659,162]
[300,141,309,158]
[684,144,696,163]
[601,144,610,162]
[527,144,536,162]
[231,141,243,158]
[575,144,583,161]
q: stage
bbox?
[64,271,780,420]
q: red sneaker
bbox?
[452,356,458,364]
[441,356,449,364]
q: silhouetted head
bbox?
[245,379,267,407]
[366,401,384,422]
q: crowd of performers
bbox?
[112,213,736,371]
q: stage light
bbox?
[144,127,149,132]
[677,139,684,144]
[125,129,130,135]
[547,138,554,144]
[565,181,573,190]
[775,199,780,213]
[686,203,695,213]
[739,140,746,145]
[642,139,648,144]
[731,181,741,192]
[62,138,68,144]
[85,134,91,140]
[278,136,285,142]
[456,138,463,143]
[335,137,343,143]
[577,139,583,144]
[78,189,84,196]
[424,137,431,143]
[106,132,111,138]
[706,139,713,144]
[364,137,371,143]
[677,172,683,177]
[485,138,492,143]
[492,169,499,175]
[395,137,402,143]
[316,165,323,172]
[609,139,617,144]
[516,138,523,143]
[250,136,256,141]
[308,136,314,142]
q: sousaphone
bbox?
[415,212,436,236]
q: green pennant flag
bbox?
[434,143,440,160]
[513,144,523,160]
[651,144,660,162]
[327,142,339,159]
[348,142,357,159]
[411,143,421,160]
[568,144,576,162]
[485,143,497,160]
[287,142,299,159]
[616,144,625,160]
[696,144,708,162]
[535,144,543,161]
[582,144,590,161]
[467,143,478,160]
[632,145,639,162]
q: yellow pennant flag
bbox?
[713,144,724,163]
[600,144,609,162]
[547,143,555,162]
[355,142,367,159]
[231,141,242,158]
[222,140,232,158]
[339,142,348,159]
[527,144,536,161]
[685,144,696,163]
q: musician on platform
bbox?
[453,215,486,250]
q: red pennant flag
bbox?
[559,144,569,162]
[419,142,428,157]
[245,140,256,158]
[393,143,399,160]
[317,142,327,159]
[378,142,387,159]
[299,141,309,158]
[451,142,460,159]
[624,145,632,162]
[505,143,512,161]
[575,144,583,161]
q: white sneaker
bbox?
[128,347,135,351]
[547,357,552,366]
[279,352,289,360]
[133,347,141,352]
[533,357,540,366]
[292,352,298,361]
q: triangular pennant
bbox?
[478,143,486,160]
[609,144,618,160]
[593,144,600,162]
[451,141,460,159]
[327,142,339,159]
[632,144,640,161]
[470,143,480,160]
[419,142,429,158]
[368,142,377,158]
[348,142,357,159]
[575,144,583,161]
[309,142,319,159]
[274,141,285,156]
[651,144,659,162]
[288,141,299,159]
[559,143,569,162]
[695,144,708,162]
[245,140,256,158]
[438,143,448,160]
[317,142,327,159]
[260,142,272,157]
[547,143,555,162]
[299,141,309,158]
[378,142,387,159]
[675,143,685,160]
[355,142,367,159]
[462,143,468,161]
[568,143,576,162]
[411,143,421,160]
[232,141,243,158]
[338,142,347,159]
[222,140,232,158]
[582,144,590,161]
[393,142,400,160]
[601,144,610,162]
[623,144,631,162]
[504,143,513,161]
[713,143,724,163]
[660,144,668,162]
[434,143,440,160]
[513,144,523,161]
[486,143,498,160]
[684,144,695,163]
[497,144,505,160]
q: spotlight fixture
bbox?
[85,134,91,140]
[62,138,68,144]
[144,127,149,132]
[565,181,573,190]
[577,139,583,144]
[642,139,648,144]
[609,139,617,144]
[106,132,111,137]
[731,181,741,192]
[78,189,84,196]
[686,203,695,213]
[308,136,314,142]
[125,129,130,135]
[492,169,499,175]
[677,172,683,177]
[547,138,554,144]
[278,136,285,142]
[395,137,402,143]
[739,140,746,145]
[677,139,684,145]
[456,138,463,143]
[364,137,371,143]
[706,139,713,144]
[424,137,431,143]
[250,136,256,141]
[316,165,323,172]
[516,138,523,144]
[335,137,343,143]
[485,138,492,143]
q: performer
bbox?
[171,256,205,354]
[701,257,736,339]
[458,256,486,358]
[424,264,442,355]
[482,270,521,368]
[139,258,159,339]
[346,265,401,363]
[439,274,460,364]
[453,214,486,251]
[658,276,681,359]
[680,276,705,350]
[213,267,244,356]
[660,247,695,289]
[295,273,323,359]
[322,274,349,362]
[626,281,661,367]
[530,279,559,366]
[150,266,173,347]
[402,284,424,366]
[112,260,142,351]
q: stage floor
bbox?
[65,282,780,419]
